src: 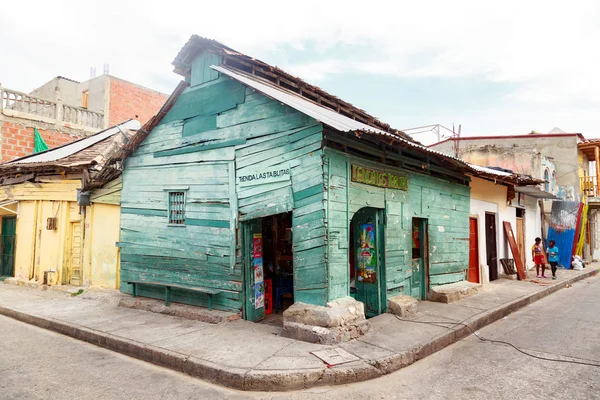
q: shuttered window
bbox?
[168,191,186,225]
[81,90,89,108]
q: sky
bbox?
[1,0,599,145]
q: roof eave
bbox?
[172,35,238,77]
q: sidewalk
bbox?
[1,266,598,392]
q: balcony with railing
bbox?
[0,85,104,130]
[581,176,599,198]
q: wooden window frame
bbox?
[81,90,89,109]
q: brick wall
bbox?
[0,121,80,162]
[108,78,168,126]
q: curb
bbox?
[1,268,597,391]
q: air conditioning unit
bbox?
[46,217,57,230]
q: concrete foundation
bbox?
[118,296,238,324]
[281,296,370,344]
[429,281,482,303]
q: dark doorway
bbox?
[243,212,293,322]
[411,218,428,299]
[1,216,16,277]
[485,213,498,281]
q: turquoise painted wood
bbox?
[323,148,470,305]
[119,52,326,314]
[119,49,469,317]
[190,51,221,86]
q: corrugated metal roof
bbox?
[212,65,466,164]
[467,163,513,177]
[175,35,409,140]
[515,186,559,199]
[429,132,586,148]
[213,65,394,136]
[6,120,141,165]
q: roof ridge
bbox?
[172,35,415,143]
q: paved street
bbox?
[1,274,599,400]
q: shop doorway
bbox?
[411,218,428,300]
[468,218,480,283]
[350,207,385,318]
[1,216,16,277]
[485,213,498,281]
[243,212,293,322]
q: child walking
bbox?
[531,237,546,278]
[547,240,559,280]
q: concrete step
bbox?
[429,281,482,303]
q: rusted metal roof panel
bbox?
[5,120,140,165]
[212,66,394,135]
[174,35,410,141]
[212,65,470,167]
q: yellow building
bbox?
[0,120,140,288]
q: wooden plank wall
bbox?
[119,52,326,311]
[0,180,80,202]
[324,149,470,302]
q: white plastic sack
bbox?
[572,260,584,270]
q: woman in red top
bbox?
[531,237,546,278]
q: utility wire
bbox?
[394,316,600,368]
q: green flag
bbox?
[33,127,49,153]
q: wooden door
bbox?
[353,207,384,317]
[69,222,83,285]
[411,218,428,300]
[516,217,525,268]
[485,213,498,281]
[1,216,16,277]
[243,219,265,322]
[468,218,480,283]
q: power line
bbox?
[394,316,600,368]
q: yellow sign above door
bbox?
[351,165,408,191]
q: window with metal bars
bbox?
[168,191,186,225]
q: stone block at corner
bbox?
[283,302,337,328]
[388,295,418,317]
[282,296,370,344]
[281,320,370,345]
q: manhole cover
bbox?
[311,348,359,366]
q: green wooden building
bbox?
[118,36,474,321]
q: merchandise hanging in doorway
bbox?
[253,234,264,309]
[357,223,377,283]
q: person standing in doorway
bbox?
[532,237,546,278]
[547,240,559,280]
